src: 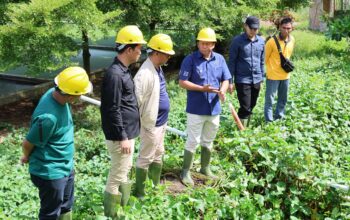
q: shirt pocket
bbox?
[242,45,252,58]
[195,66,205,81]
[214,66,222,74]
[123,75,134,95]
[254,47,263,57]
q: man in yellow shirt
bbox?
[264,17,295,122]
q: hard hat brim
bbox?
[196,38,217,42]
[115,40,147,44]
[54,77,93,95]
[149,48,175,55]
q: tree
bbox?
[109,0,308,54]
[0,0,121,75]
[277,0,312,10]
[0,0,29,25]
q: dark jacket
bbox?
[228,33,265,84]
[100,57,140,141]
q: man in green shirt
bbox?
[21,67,92,220]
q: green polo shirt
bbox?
[26,88,74,180]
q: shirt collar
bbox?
[195,50,216,61]
[278,33,291,43]
[243,32,259,42]
[114,57,128,73]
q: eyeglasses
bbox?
[159,52,171,59]
[281,27,292,30]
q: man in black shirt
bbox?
[100,25,146,218]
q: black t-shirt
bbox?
[100,57,140,140]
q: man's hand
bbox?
[218,91,226,102]
[20,155,29,165]
[120,139,131,154]
[202,84,220,93]
[228,84,235,94]
[21,139,34,165]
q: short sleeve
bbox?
[179,55,193,81]
[26,114,57,148]
[220,56,232,81]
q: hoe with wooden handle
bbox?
[228,103,245,131]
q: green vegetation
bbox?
[0,0,310,74]
[325,12,350,47]
[1,29,349,219]
[0,0,121,74]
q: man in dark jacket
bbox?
[100,25,146,218]
[228,16,265,128]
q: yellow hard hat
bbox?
[115,25,147,44]
[54,67,93,95]
[148,33,175,55]
[196,27,217,42]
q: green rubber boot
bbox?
[199,147,217,178]
[240,118,249,129]
[148,162,162,186]
[58,211,72,220]
[180,150,194,186]
[103,191,121,218]
[135,167,148,199]
[247,115,251,127]
[119,181,132,206]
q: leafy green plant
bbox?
[0,27,349,219]
[325,13,350,42]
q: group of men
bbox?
[21,15,295,219]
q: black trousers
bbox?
[31,170,75,220]
[235,83,261,119]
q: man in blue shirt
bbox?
[21,67,92,220]
[228,16,265,127]
[179,27,231,186]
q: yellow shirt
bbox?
[265,35,295,80]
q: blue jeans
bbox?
[264,79,289,122]
[31,171,75,220]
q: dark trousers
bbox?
[235,83,261,119]
[31,171,75,220]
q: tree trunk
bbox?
[82,30,92,79]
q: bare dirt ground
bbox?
[0,99,35,144]
[162,171,218,195]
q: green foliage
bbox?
[0,0,121,74]
[293,30,348,59]
[0,0,29,25]
[325,13,350,45]
[105,0,306,54]
[1,11,350,220]
[277,0,311,10]
[0,0,312,74]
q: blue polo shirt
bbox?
[228,33,265,84]
[179,51,231,116]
